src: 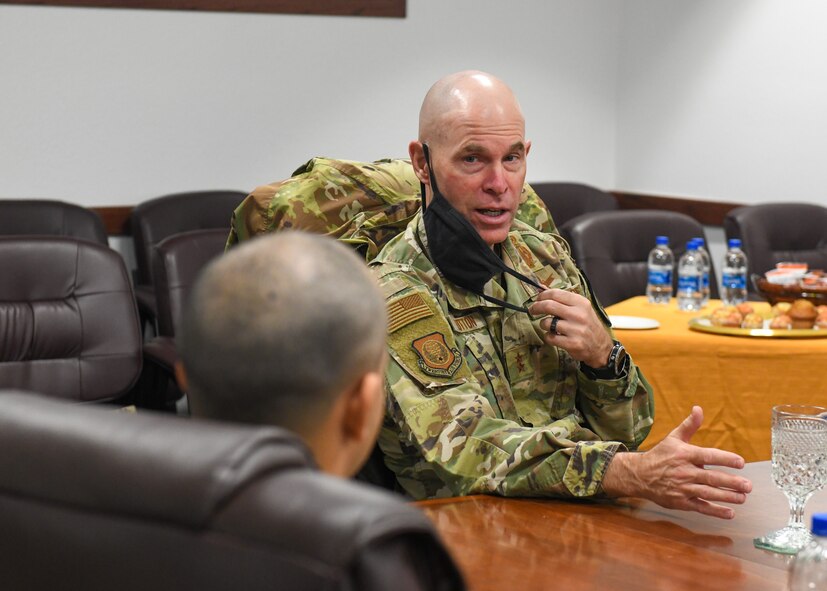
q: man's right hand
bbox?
[601,406,753,519]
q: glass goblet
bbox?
[754,404,827,554]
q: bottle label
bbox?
[722,272,746,289]
[648,268,672,286]
[678,274,700,292]
[702,272,709,290]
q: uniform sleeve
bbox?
[572,260,656,450]
[576,361,655,450]
[384,353,625,499]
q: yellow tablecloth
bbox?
[605,296,827,462]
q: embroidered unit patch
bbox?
[411,332,462,378]
[388,293,433,333]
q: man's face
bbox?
[427,106,530,246]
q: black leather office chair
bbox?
[0,199,107,244]
[562,210,718,307]
[0,236,142,402]
[140,229,229,410]
[130,190,246,331]
[0,390,464,591]
[529,182,618,228]
[724,202,827,296]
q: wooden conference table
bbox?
[418,462,827,591]
[604,296,827,462]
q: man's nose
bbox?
[483,163,509,194]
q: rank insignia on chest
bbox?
[411,332,462,378]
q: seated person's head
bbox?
[178,231,388,478]
[411,70,530,247]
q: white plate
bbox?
[609,315,660,330]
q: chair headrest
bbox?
[0,391,309,529]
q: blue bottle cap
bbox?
[693,236,705,247]
[686,241,698,250]
[656,236,669,246]
[728,238,742,248]
[813,513,827,536]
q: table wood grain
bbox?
[417,462,827,591]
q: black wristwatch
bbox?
[580,340,629,380]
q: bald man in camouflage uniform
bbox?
[372,71,752,519]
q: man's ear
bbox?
[408,140,429,185]
[173,360,189,393]
[342,370,385,443]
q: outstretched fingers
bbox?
[690,445,747,470]
[682,498,737,520]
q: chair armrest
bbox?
[143,336,178,373]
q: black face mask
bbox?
[420,143,544,313]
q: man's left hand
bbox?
[527,288,613,368]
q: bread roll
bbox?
[789,299,817,329]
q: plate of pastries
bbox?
[689,300,827,338]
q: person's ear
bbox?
[342,370,385,444]
[409,140,429,185]
[173,360,189,393]
[525,139,532,157]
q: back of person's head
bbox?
[179,231,388,476]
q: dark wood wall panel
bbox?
[612,191,742,227]
[0,0,405,17]
[93,206,133,236]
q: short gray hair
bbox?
[180,231,387,430]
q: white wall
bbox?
[616,0,827,206]
[0,1,620,206]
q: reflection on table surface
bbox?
[416,462,827,591]
[604,296,827,462]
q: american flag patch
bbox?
[387,293,433,333]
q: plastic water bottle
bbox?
[646,236,674,305]
[722,238,748,306]
[677,241,703,311]
[692,237,711,307]
[788,513,827,591]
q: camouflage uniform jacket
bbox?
[370,212,655,500]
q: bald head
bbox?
[418,70,525,147]
[180,231,387,435]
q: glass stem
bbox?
[787,496,806,529]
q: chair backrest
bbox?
[561,210,718,307]
[0,199,107,244]
[0,391,464,591]
[152,228,230,338]
[131,190,247,287]
[0,237,142,401]
[529,182,618,228]
[724,202,827,294]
